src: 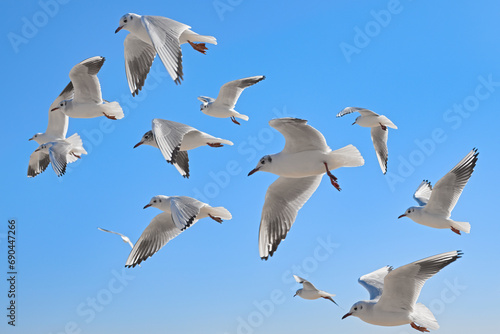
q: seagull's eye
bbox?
[153,200,156,203]
[354,307,357,311]
[124,19,127,23]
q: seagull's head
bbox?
[342,301,367,320]
[29,133,43,144]
[197,96,212,113]
[143,195,169,210]
[51,100,68,112]
[115,13,137,33]
[34,143,49,153]
[293,289,302,297]
[248,155,273,176]
[398,206,418,219]
[134,130,155,148]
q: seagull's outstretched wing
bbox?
[358,266,392,301]
[142,15,189,84]
[259,175,322,260]
[98,227,134,248]
[377,251,462,312]
[48,141,73,177]
[336,107,379,118]
[293,275,318,291]
[423,149,478,217]
[125,212,182,268]
[370,126,389,174]
[197,96,215,104]
[124,34,156,96]
[169,196,204,231]
[46,81,73,138]
[27,149,51,178]
[269,118,329,154]
[152,119,195,178]
[69,56,105,103]
[213,76,265,109]
[413,180,433,206]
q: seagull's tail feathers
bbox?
[207,206,232,221]
[451,220,471,234]
[412,303,439,330]
[328,144,365,169]
[210,138,234,146]
[232,111,249,121]
[101,101,124,120]
[192,34,217,45]
[379,115,398,129]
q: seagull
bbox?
[247,118,364,259]
[125,195,232,268]
[133,118,233,178]
[336,107,397,174]
[50,56,124,120]
[198,76,265,125]
[29,81,73,145]
[398,148,478,235]
[342,250,462,332]
[293,275,338,306]
[28,133,87,177]
[98,227,135,249]
[115,13,217,96]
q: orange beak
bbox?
[342,312,352,319]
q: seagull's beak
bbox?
[115,26,123,33]
[351,121,356,125]
[34,147,41,152]
[50,107,59,112]
[247,167,260,176]
[342,312,352,319]
[28,137,33,141]
[133,141,143,148]
[143,204,152,209]
[293,292,297,297]
[398,214,406,219]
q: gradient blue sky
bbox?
[2,1,500,333]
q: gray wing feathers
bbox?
[337,107,378,118]
[215,76,265,109]
[413,180,433,206]
[358,266,392,301]
[125,212,181,268]
[170,197,203,231]
[48,142,72,177]
[259,175,322,260]
[370,126,388,174]
[124,34,156,96]
[27,150,51,177]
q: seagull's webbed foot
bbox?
[187,40,208,54]
[324,162,341,191]
[379,122,387,131]
[207,142,223,148]
[230,116,241,125]
[208,214,223,223]
[103,112,117,120]
[71,152,81,159]
[451,226,461,235]
[410,322,429,332]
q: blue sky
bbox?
[1,0,499,333]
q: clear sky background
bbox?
[1,0,500,333]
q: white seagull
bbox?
[133,118,234,178]
[125,195,232,268]
[398,148,478,235]
[50,56,124,120]
[115,13,217,96]
[29,81,73,145]
[198,76,265,125]
[28,134,87,177]
[248,118,364,259]
[342,250,462,332]
[293,275,338,306]
[98,227,135,249]
[337,107,397,174]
